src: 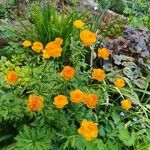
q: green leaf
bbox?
[134,79,147,89]
[118,127,129,142]
[96,139,105,150]
[86,141,98,150]
[100,125,105,137]
[112,111,121,125]
[73,135,87,150]
[15,126,52,150]
[0,134,12,142]
[118,127,136,146]
[146,72,150,82]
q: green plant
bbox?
[123,0,150,29]
[7,0,15,6]
[0,4,8,18]
[0,2,150,150]
[98,0,127,14]
[15,126,52,150]
[29,4,77,44]
[9,3,84,63]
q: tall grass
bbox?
[29,4,77,45]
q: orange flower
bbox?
[32,41,43,53]
[27,94,44,112]
[70,89,84,103]
[22,40,32,48]
[53,95,68,108]
[98,48,110,60]
[92,69,106,81]
[114,78,125,88]
[60,66,75,80]
[42,50,50,59]
[54,37,63,46]
[80,29,96,46]
[121,99,132,111]
[43,41,62,58]
[73,20,85,29]
[78,119,98,141]
[4,70,19,85]
[83,93,98,109]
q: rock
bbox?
[79,0,98,11]
[0,0,6,5]
[0,38,8,47]
[11,20,31,30]
[105,10,128,21]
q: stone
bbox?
[0,0,6,5]
[79,0,98,11]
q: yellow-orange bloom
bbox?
[53,95,68,108]
[43,41,62,58]
[73,20,85,29]
[54,37,63,46]
[32,41,43,53]
[27,94,44,112]
[22,40,32,48]
[83,93,98,109]
[60,66,75,80]
[92,69,106,81]
[121,99,132,111]
[114,78,125,88]
[78,119,98,141]
[4,70,19,85]
[80,29,96,46]
[70,89,84,103]
[98,48,110,60]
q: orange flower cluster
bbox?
[78,119,98,141]
[73,20,85,29]
[22,38,63,58]
[92,69,106,81]
[98,48,110,60]
[60,66,75,80]
[73,19,96,46]
[114,78,126,88]
[80,29,96,46]
[53,89,98,109]
[27,94,44,112]
[4,70,19,85]
[53,95,68,108]
[121,99,132,111]
[43,38,63,58]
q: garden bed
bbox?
[0,0,150,150]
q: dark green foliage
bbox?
[29,4,77,45]
[123,0,150,29]
[98,0,127,14]
[7,0,15,6]
[99,0,150,29]
[0,4,8,18]
[11,3,79,46]
[0,1,150,150]
[15,126,52,150]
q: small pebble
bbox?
[120,112,125,116]
[141,123,146,128]
[132,117,137,122]
[94,6,98,11]
[130,123,133,127]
